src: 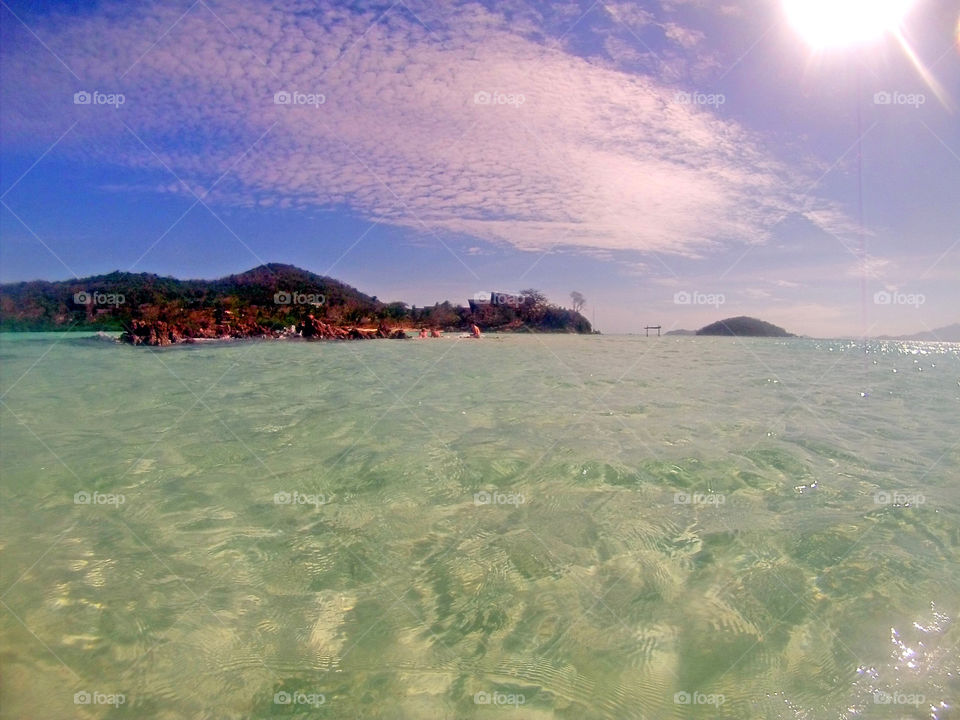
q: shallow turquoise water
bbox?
[1,332,958,719]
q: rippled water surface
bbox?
[1,332,958,719]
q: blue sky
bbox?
[1,0,957,336]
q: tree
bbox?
[519,289,547,308]
[383,301,408,321]
[570,291,586,313]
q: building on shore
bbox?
[468,291,526,311]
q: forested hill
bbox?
[0,263,591,336]
[696,316,794,337]
[0,264,377,329]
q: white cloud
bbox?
[663,22,705,49]
[603,2,657,30]
[742,287,773,300]
[0,0,837,260]
[848,256,890,279]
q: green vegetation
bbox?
[0,263,591,335]
[696,316,794,337]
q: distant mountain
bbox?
[890,323,960,342]
[696,316,794,337]
[664,329,695,336]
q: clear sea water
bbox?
[1,332,958,719]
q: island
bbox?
[882,323,960,343]
[695,316,794,337]
[0,263,592,345]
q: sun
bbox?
[783,0,916,49]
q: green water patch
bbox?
[736,563,811,629]
[629,457,748,494]
[572,460,645,488]
[588,561,664,626]
[303,537,388,592]
[738,447,815,484]
[789,437,863,466]
[497,532,566,581]
[501,600,570,656]
[636,458,703,489]
[689,529,741,569]
[675,618,761,691]
[788,526,863,571]
[432,601,510,653]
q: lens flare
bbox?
[783,0,915,49]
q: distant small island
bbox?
[695,316,794,337]
[881,323,960,343]
[0,263,592,345]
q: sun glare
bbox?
[783,0,916,49]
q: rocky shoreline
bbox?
[120,316,409,346]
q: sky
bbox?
[0,0,957,337]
